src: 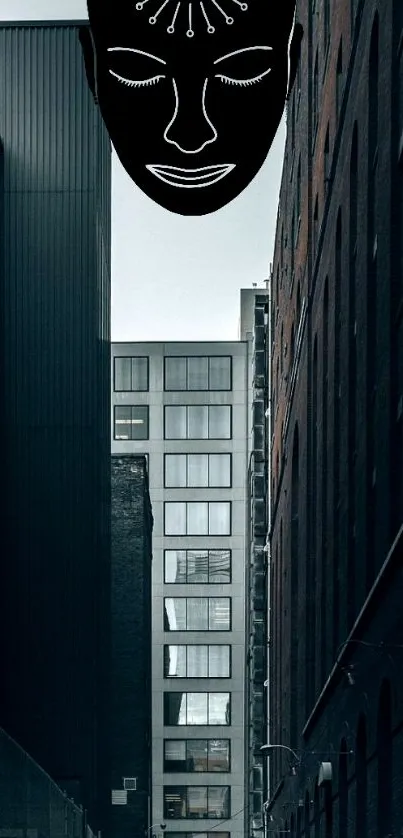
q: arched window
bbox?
[336,39,343,119]
[325,781,333,838]
[280,323,284,375]
[366,14,379,590]
[320,279,329,681]
[290,322,295,372]
[308,336,319,709]
[314,781,320,838]
[338,738,348,838]
[348,123,358,627]
[333,211,342,653]
[305,791,311,838]
[290,426,299,746]
[296,282,301,328]
[355,714,367,838]
[377,680,393,838]
[296,806,302,838]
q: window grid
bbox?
[164,503,232,536]
[164,598,232,632]
[114,356,149,391]
[163,786,231,819]
[164,550,232,584]
[164,357,232,392]
[164,454,232,489]
[164,739,231,773]
[164,405,232,440]
[163,692,231,726]
[164,645,231,679]
[113,405,149,440]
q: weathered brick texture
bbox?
[111,456,153,838]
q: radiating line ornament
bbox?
[133,0,248,34]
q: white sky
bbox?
[1,0,285,341]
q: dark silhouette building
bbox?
[268,0,403,835]
[111,455,153,838]
[0,22,111,835]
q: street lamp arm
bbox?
[260,744,301,763]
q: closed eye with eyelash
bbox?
[216,68,272,86]
[109,69,165,88]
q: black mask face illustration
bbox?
[82,1,301,215]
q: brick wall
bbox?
[111,456,153,838]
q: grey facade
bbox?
[111,340,251,838]
[0,22,111,835]
[111,455,153,838]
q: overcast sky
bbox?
[1,0,286,341]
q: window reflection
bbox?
[163,693,231,726]
[164,646,231,678]
[164,599,231,631]
[164,740,230,773]
[164,551,231,584]
[164,504,231,536]
[164,787,231,819]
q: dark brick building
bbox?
[0,22,111,835]
[268,0,403,836]
[111,456,153,838]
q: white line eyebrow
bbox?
[107,47,166,65]
[214,45,273,65]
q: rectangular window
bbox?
[164,599,231,631]
[164,740,230,773]
[164,550,231,584]
[163,693,231,726]
[114,356,149,391]
[164,405,232,440]
[113,405,149,440]
[164,786,230,819]
[164,503,231,536]
[164,646,231,678]
[165,455,231,488]
[164,357,232,391]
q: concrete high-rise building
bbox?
[111,321,269,838]
[268,0,403,833]
[0,21,111,835]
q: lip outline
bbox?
[145,163,236,188]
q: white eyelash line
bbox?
[167,0,181,32]
[163,77,218,153]
[109,69,165,87]
[107,47,166,65]
[216,68,272,86]
[213,45,273,65]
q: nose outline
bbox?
[163,77,218,154]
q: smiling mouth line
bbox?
[145,163,236,188]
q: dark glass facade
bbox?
[0,22,111,835]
